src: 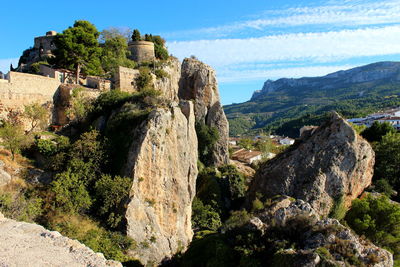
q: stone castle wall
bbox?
[0,71,61,110]
[128,41,155,62]
[114,66,140,93]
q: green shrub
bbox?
[361,121,396,142]
[135,67,153,90]
[345,194,400,261]
[0,191,43,222]
[329,194,347,220]
[48,213,137,263]
[36,139,57,156]
[252,198,264,212]
[374,132,400,192]
[219,165,247,201]
[196,123,219,165]
[154,43,169,60]
[178,234,235,267]
[374,179,395,197]
[51,169,92,213]
[94,174,132,229]
[154,69,169,79]
[92,90,132,115]
[192,197,222,231]
[223,210,251,231]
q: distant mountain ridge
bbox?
[251,61,400,100]
[224,61,400,137]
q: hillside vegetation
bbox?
[225,62,400,137]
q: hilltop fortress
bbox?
[0,31,157,125]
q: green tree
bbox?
[345,194,400,262]
[135,67,153,90]
[94,174,132,229]
[51,169,92,212]
[24,102,48,133]
[52,20,102,83]
[374,132,400,190]
[238,138,254,150]
[361,121,396,142]
[100,27,131,42]
[196,123,219,165]
[69,130,106,175]
[131,29,141,41]
[219,165,247,202]
[0,123,31,160]
[101,35,135,78]
[66,87,94,122]
[192,197,222,231]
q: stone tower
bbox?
[34,31,57,58]
[128,41,155,62]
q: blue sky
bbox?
[1,0,400,105]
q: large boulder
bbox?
[123,102,198,265]
[0,212,121,267]
[179,58,229,166]
[247,112,374,216]
[245,196,393,267]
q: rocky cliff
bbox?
[251,61,400,100]
[122,102,198,265]
[179,58,229,166]
[245,196,393,266]
[0,212,121,267]
[247,112,374,216]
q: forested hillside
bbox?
[225,62,400,137]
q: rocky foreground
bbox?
[245,196,393,267]
[0,212,121,267]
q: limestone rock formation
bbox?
[153,58,181,102]
[0,212,121,267]
[123,102,198,265]
[248,112,374,216]
[245,196,393,267]
[179,58,229,166]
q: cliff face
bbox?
[251,61,400,100]
[247,112,374,216]
[123,103,198,264]
[179,58,229,166]
[0,212,121,267]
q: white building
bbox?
[279,137,295,145]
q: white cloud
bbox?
[0,58,18,74]
[168,25,400,69]
[164,0,400,39]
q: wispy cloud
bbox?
[166,0,400,85]
[164,0,400,40]
[168,25,400,82]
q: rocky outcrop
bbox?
[251,61,400,100]
[247,112,374,216]
[153,58,181,103]
[123,102,198,265]
[179,58,229,166]
[0,212,121,267]
[245,196,393,267]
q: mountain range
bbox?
[224,61,400,137]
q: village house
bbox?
[348,107,400,129]
[279,137,295,145]
[232,148,263,164]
